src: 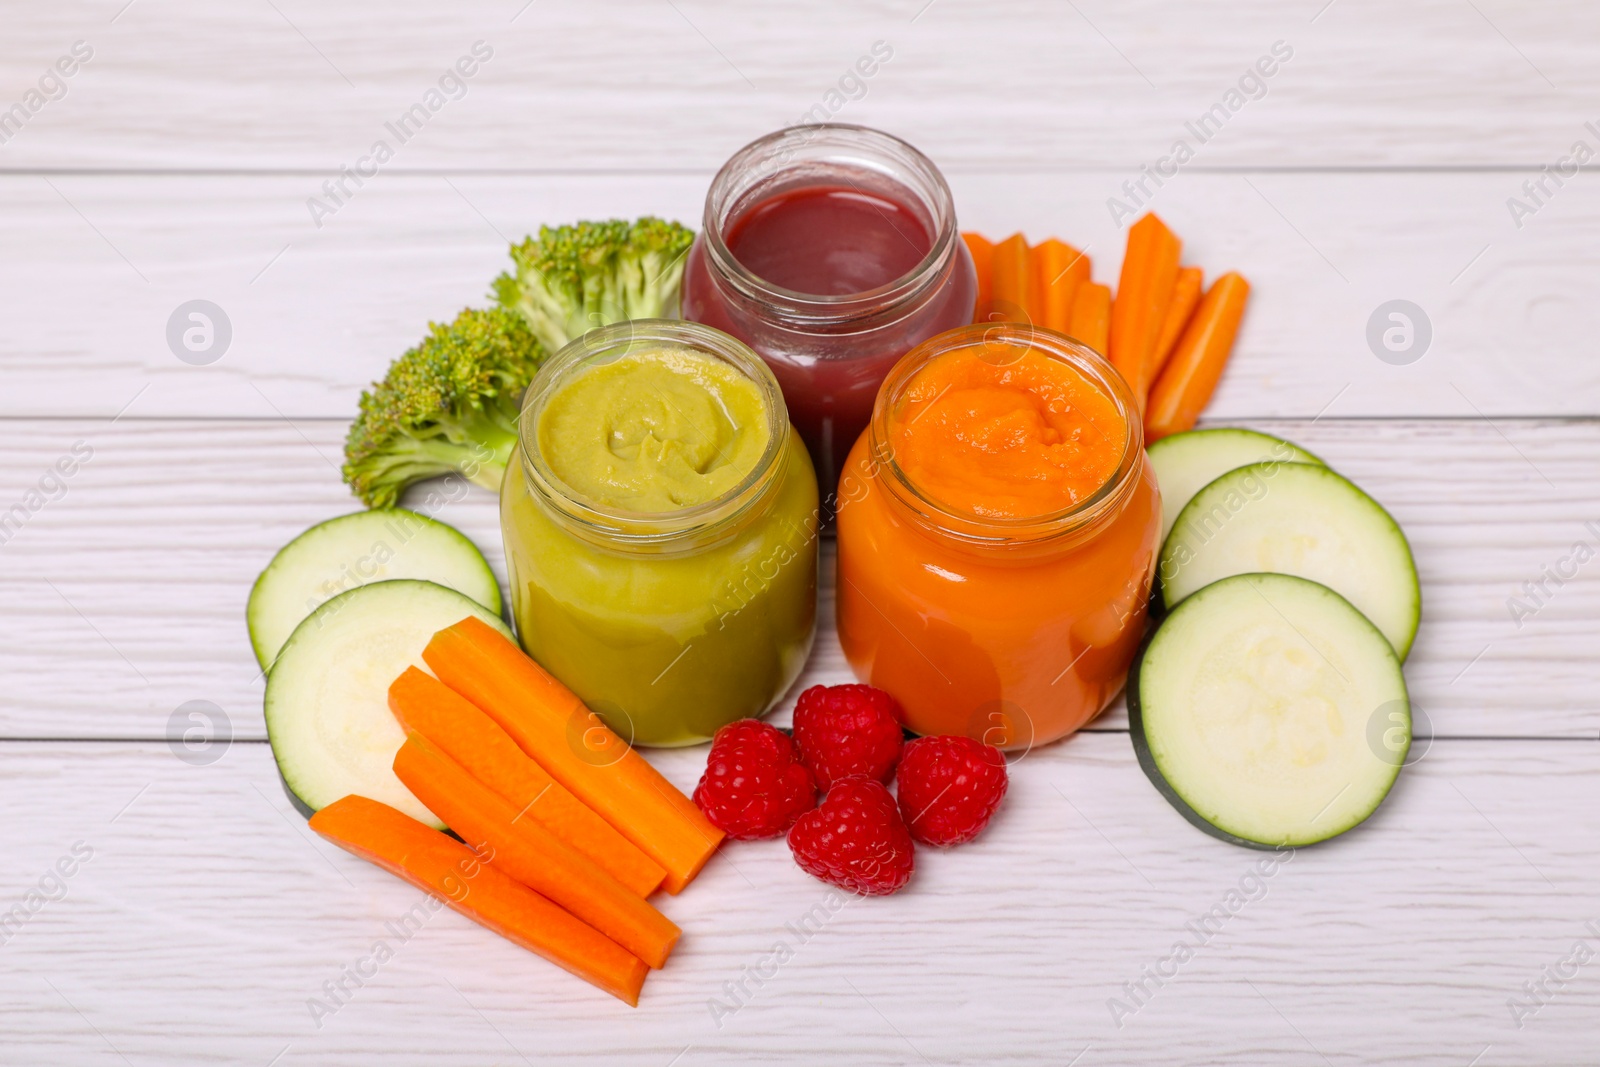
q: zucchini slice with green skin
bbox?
[1160,462,1420,659]
[1130,573,1409,849]
[1148,427,1324,545]
[248,509,500,669]
[264,579,513,827]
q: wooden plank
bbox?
[0,735,1593,1064]
[4,7,1593,1064]
[1,0,1593,170]
[0,417,1593,741]
[6,169,1598,421]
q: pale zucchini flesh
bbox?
[264,579,513,828]
[248,509,501,669]
[1130,573,1409,848]
[1148,428,1324,545]
[1160,462,1419,659]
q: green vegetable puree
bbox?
[503,341,819,747]
[536,347,772,513]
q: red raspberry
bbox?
[693,719,816,840]
[895,735,1008,846]
[788,778,914,895]
[791,684,904,791]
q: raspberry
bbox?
[787,778,914,895]
[895,735,1008,846]
[791,684,904,790]
[693,719,816,840]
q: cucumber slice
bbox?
[1148,428,1324,545]
[264,579,513,827]
[248,509,500,669]
[1161,462,1419,659]
[1130,573,1409,848]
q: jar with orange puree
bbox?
[835,324,1161,748]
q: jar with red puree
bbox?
[681,124,978,501]
[835,324,1162,749]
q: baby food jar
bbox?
[835,323,1161,750]
[501,320,820,747]
[681,124,977,503]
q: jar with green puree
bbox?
[502,320,819,746]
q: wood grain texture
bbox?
[6,169,1597,421]
[4,2,1600,1061]
[0,736,1594,1066]
[0,0,1591,171]
[0,417,1594,741]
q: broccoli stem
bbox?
[348,429,515,508]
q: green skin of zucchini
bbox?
[1146,580,1167,626]
[277,773,319,821]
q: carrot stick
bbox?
[1109,213,1182,409]
[961,232,994,323]
[1029,239,1089,333]
[1068,282,1111,357]
[1146,272,1252,441]
[989,233,1031,324]
[1151,266,1203,380]
[393,733,681,969]
[309,795,649,1006]
[423,617,724,895]
[390,668,665,897]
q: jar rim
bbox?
[700,123,960,327]
[865,323,1145,547]
[516,319,791,549]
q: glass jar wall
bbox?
[501,320,820,747]
[681,124,977,505]
[835,324,1161,749]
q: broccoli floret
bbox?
[342,307,544,509]
[492,217,695,352]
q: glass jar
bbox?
[501,320,820,747]
[835,324,1162,750]
[681,124,977,505]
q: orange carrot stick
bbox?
[1068,282,1111,357]
[961,232,994,323]
[393,734,681,969]
[389,668,666,898]
[1146,272,1252,441]
[309,795,649,1006]
[1151,266,1203,379]
[989,233,1031,324]
[1029,239,1089,333]
[423,617,724,895]
[1109,213,1182,409]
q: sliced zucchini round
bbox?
[1160,462,1419,659]
[248,509,500,669]
[1148,427,1324,545]
[1130,572,1409,848]
[264,579,513,827]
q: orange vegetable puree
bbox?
[888,342,1126,520]
[836,326,1161,748]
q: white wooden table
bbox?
[4,2,1597,1063]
